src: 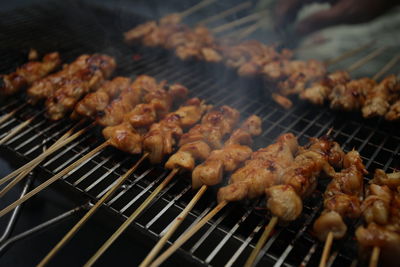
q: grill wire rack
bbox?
[0,1,399,266]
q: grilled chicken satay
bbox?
[313,150,367,241]
[165,105,240,171]
[265,136,345,222]
[28,54,93,104]
[102,82,188,154]
[329,77,376,111]
[355,169,400,266]
[71,77,131,119]
[362,75,400,118]
[0,52,61,96]
[217,133,299,203]
[386,100,400,121]
[143,98,211,164]
[192,115,262,189]
[97,75,166,126]
[299,70,351,105]
[44,54,116,120]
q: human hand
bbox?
[275,0,398,36]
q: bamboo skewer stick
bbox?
[211,11,265,34]
[0,123,92,187]
[0,104,27,126]
[37,153,148,267]
[347,46,388,73]
[0,117,34,145]
[244,216,278,267]
[84,168,180,267]
[140,185,208,267]
[0,140,109,218]
[323,41,374,65]
[373,54,400,80]
[369,246,380,267]
[196,1,252,26]
[319,231,334,267]
[149,200,228,267]
[0,120,86,198]
[234,19,264,41]
[179,0,217,19]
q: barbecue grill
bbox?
[0,1,399,266]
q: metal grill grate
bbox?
[0,2,399,266]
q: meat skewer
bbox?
[84,105,241,267]
[0,54,116,147]
[355,169,400,267]
[313,150,367,267]
[243,135,345,267]
[150,133,300,266]
[140,115,262,267]
[0,75,187,211]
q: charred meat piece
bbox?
[313,150,367,241]
[1,52,61,96]
[362,75,399,118]
[192,115,262,189]
[218,133,298,203]
[143,98,211,164]
[266,136,344,222]
[72,77,131,119]
[45,54,116,120]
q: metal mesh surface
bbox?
[0,2,399,266]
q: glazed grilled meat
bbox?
[356,170,400,266]
[0,52,61,96]
[362,75,399,118]
[101,81,189,154]
[313,150,367,241]
[45,54,116,120]
[72,77,131,119]
[165,106,240,171]
[300,70,351,105]
[265,136,344,222]
[192,115,262,189]
[143,98,211,164]
[217,133,298,203]
[178,105,240,149]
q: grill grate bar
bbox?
[225,221,265,267]
[106,168,154,206]
[145,185,192,229]
[205,207,255,263]
[85,157,131,193]
[189,206,233,254]
[119,171,168,213]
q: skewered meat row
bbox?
[45,54,116,120]
[0,52,61,96]
[101,79,189,154]
[192,114,262,189]
[265,136,344,222]
[124,18,292,78]
[165,105,240,171]
[355,169,400,266]
[313,150,367,241]
[217,133,299,203]
[301,73,400,120]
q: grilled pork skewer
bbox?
[84,105,241,266]
[355,169,400,267]
[140,115,262,267]
[313,150,367,267]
